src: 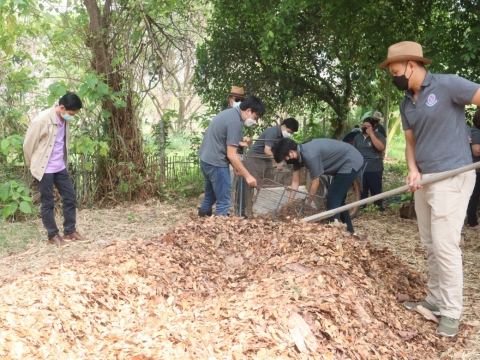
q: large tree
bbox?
[194,0,436,138]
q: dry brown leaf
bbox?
[283,263,311,274]
[396,293,411,302]
[0,214,455,359]
[415,305,440,323]
[398,330,417,340]
[288,311,318,353]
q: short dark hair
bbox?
[282,118,299,132]
[473,109,480,129]
[59,92,83,111]
[363,117,376,128]
[239,95,266,117]
[272,138,297,163]
[402,60,426,69]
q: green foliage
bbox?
[72,135,109,171]
[387,135,407,162]
[194,0,427,136]
[0,180,35,219]
[363,203,383,213]
[187,109,217,160]
[423,1,480,83]
[0,134,24,164]
[159,168,204,201]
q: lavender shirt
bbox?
[44,107,66,174]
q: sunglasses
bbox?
[234,98,244,102]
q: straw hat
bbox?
[228,86,245,98]
[372,111,383,121]
[379,41,431,69]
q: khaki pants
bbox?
[414,170,475,319]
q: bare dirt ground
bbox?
[0,199,479,358]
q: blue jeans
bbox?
[199,161,231,216]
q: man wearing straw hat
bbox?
[380,41,480,337]
[226,86,246,109]
[371,111,387,137]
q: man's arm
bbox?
[227,145,257,187]
[404,129,422,191]
[264,145,283,170]
[368,131,385,151]
[288,169,301,202]
[470,88,480,106]
[472,144,480,157]
[305,177,320,206]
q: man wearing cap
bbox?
[371,111,387,137]
[380,41,480,337]
[226,86,246,109]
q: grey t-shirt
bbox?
[353,132,386,172]
[292,139,364,179]
[471,126,480,173]
[401,72,480,173]
[248,125,282,160]
[198,108,243,167]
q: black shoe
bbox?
[198,208,212,217]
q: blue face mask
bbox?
[233,100,241,108]
[61,112,75,121]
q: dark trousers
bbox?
[37,168,77,239]
[361,170,383,209]
[326,169,358,233]
[467,172,480,227]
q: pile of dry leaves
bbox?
[268,199,320,222]
[0,216,468,359]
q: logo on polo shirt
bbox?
[426,94,437,107]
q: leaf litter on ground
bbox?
[0,215,471,359]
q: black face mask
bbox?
[392,63,413,91]
[285,158,299,165]
[361,127,367,134]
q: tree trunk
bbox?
[83,0,146,200]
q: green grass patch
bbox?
[0,218,41,254]
[386,134,406,160]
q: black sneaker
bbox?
[198,208,212,217]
